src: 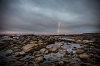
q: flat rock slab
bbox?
[22,44,37,52]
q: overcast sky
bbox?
[0,0,99,34]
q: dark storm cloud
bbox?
[0,0,99,34]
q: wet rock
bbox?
[72,47,77,50]
[30,41,37,44]
[33,62,39,66]
[59,49,66,57]
[34,51,43,57]
[35,54,43,57]
[79,53,90,60]
[46,45,53,49]
[57,61,64,65]
[44,50,49,54]
[44,53,62,62]
[55,43,61,48]
[34,51,39,55]
[62,58,71,63]
[39,61,53,66]
[20,55,34,61]
[49,48,57,53]
[15,51,25,56]
[83,40,93,43]
[13,47,18,49]
[76,48,84,54]
[12,61,24,66]
[5,49,13,56]
[35,56,44,63]
[22,44,36,52]
[77,40,82,43]
[40,48,47,54]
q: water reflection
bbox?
[44,41,84,62]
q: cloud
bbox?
[0,0,99,34]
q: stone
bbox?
[35,54,43,57]
[46,45,52,49]
[39,61,53,66]
[5,49,13,56]
[49,48,57,53]
[77,40,82,43]
[62,58,71,63]
[58,61,64,65]
[20,55,34,61]
[35,56,44,63]
[79,53,90,60]
[15,51,25,56]
[76,48,84,54]
[44,50,49,54]
[33,62,39,66]
[22,44,36,52]
[40,48,47,54]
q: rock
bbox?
[46,45,52,49]
[77,40,82,43]
[62,58,71,63]
[40,48,47,54]
[60,46,65,50]
[79,53,90,60]
[35,54,43,57]
[30,41,37,44]
[33,62,39,66]
[34,51,43,57]
[22,44,36,52]
[83,40,93,43]
[59,49,66,56]
[57,61,64,65]
[72,47,77,50]
[5,49,13,56]
[20,55,34,61]
[44,50,49,54]
[39,61,53,66]
[51,64,55,66]
[11,61,24,66]
[49,48,57,53]
[76,48,84,54]
[55,43,61,48]
[13,47,18,49]
[15,51,25,56]
[35,56,44,63]
[34,51,39,55]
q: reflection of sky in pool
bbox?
[44,42,83,62]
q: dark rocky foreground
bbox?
[0,33,100,66]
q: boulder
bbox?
[40,48,47,54]
[15,51,25,56]
[44,50,49,54]
[35,54,43,57]
[22,44,36,52]
[35,56,44,63]
[76,48,84,54]
[59,49,66,55]
[49,48,57,53]
[46,45,52,49]
[57,61,64,65]
[39,61,53,66]
[79,53,90,60]
[5,49,13,56]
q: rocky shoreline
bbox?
[0,34,100,66]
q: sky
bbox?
[0,0,99,34]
